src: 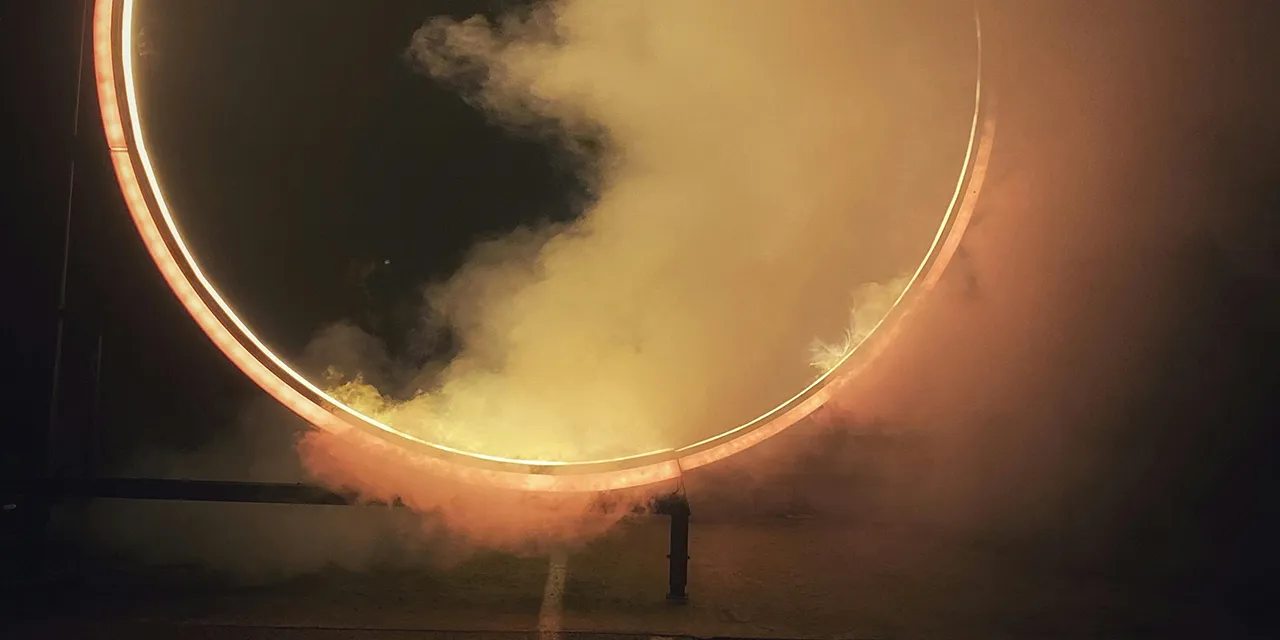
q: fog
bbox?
[85,0,1279,602]
[318,0,977,463]
[687,0,1280,589]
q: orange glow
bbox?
[94,0,993,492]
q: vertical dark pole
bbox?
[84,332,104,480]
[655,493,690,602]
[24,0,92,585]
[667,499,690,601]
[48,0,92,481]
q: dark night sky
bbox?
[7,0,586,462]
[4,0,1280,628]
[4,0,979,463]
[133,0,585,358]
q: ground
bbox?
[3,505,1201,640]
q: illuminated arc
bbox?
[94,0,996,492]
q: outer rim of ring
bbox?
[94,0,996,493]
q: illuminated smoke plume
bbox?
[315,0,976,465]
[92,3,1280,605]
[808,274,912,372]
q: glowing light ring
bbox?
[95,0,995,492]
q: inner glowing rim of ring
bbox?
[95,0,991,491]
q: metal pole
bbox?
[47,0,92,478]
[84,332,104,479]
[655,493,691,601]
[22,0,92,584]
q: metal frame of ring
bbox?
[93,0,996,492]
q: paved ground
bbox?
[562,518,1138,639]
[4,509,1197,640]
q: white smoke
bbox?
[321,0,978,464]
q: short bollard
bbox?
[654,493,691,602]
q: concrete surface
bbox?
[4,512,1193,640]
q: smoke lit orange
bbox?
[94,0,995,492]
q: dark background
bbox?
[6,0,589,468]
[5,0,977,469]
[3,0,1280,634]
[132,0,588,359]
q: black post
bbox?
[654,493,690,602]
[48,0,92,480]
[82,332,104,480]
[19,0,93,585]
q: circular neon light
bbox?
[94,0,996,492]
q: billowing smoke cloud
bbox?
[320,0,978,464]
[84,393,636,583]
[86,3,1280,607]
[679,1,1280,602]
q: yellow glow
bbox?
[95,0,993,490]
